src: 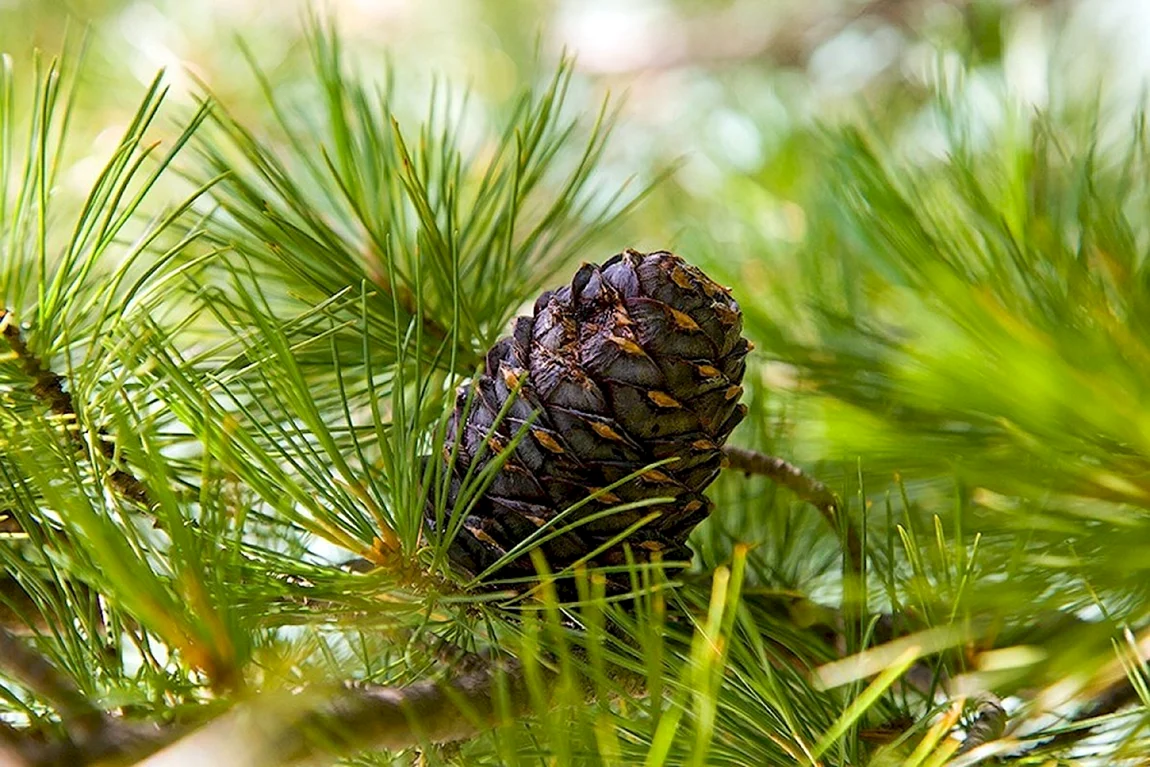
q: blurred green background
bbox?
[3,0,1144,228]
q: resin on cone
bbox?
[430,250,749,588]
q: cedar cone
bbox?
[430,250,749,589]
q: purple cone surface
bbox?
[432,250,750,586]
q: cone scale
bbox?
[431,250,750,587]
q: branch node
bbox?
[0,310,152,507]
[721,445,863,571]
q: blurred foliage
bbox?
[2,0,1150,765]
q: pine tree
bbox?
[1,9,1148,767]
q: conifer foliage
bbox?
[0,11,1148,767]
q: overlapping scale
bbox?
[428,250,749,590]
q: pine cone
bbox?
[431,250,750,589]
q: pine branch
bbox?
[148,658,531,766]
[722,445,863,571]
[0,575,52,634]
[0,625,104,740]
[0,650,532,767]
[0,311,150,506]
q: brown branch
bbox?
[0,311,150,506]
[247,659,527,763]
[0,719,32,767]
[0,625,105,741]
[722,445,863,571]
[0,576,54,635]
[0,650,533,767]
